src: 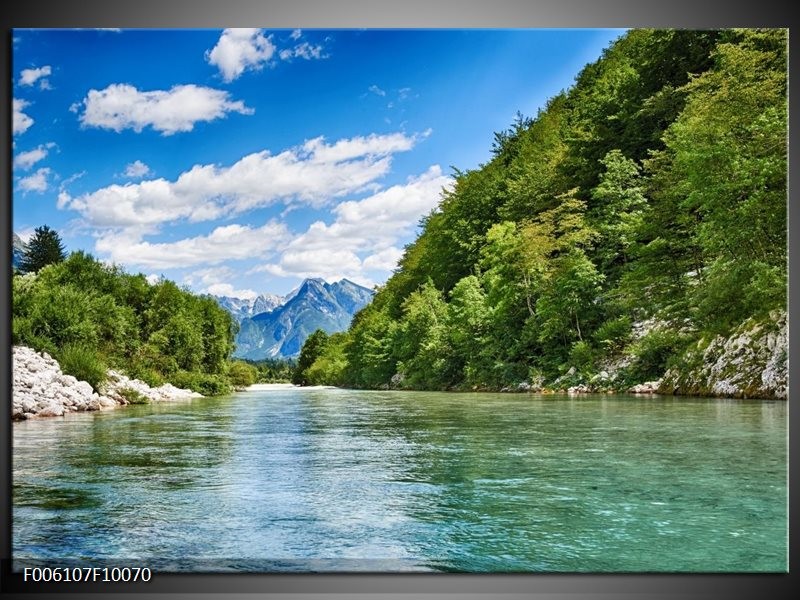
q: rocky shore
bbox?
[12,345,202,421]
[493,311,786,400]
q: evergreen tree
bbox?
[18,225,66,274]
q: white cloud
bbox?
[254,165,453,281]
[61,131,422,230]
[362,246,404,271]
[123,160,151,178]
[279,42,325,61]
[14,142,55,170]
[185,265,235,286]
[145,274,162,285]
[77,84,253,135]
[13,99,34,135]
[290,29,302,40]
[368,85,386,97]
[94,221,291,270]
[18,167,52,193]
[206,28,276,82]
[19,65,52,88]
[206,282,258,300]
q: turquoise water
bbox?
[13,388,787,572]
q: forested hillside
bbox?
[297,29,787,394]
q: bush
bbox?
[126,363,165,388]
[171,370,231,396]
[593,315,632,352]
[118,387,149,404]
[569,340,596,374]
[623,329,687,383]
[58,344,107,392]
[228,360,258,387]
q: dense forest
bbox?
[296,29,787,391]
[12,248,240,395]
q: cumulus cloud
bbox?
[19,65,52,89]
[254,165,453,280]
[368,84,386,97]
[18,167,52,193]
[290,29,302,40]
[206,28,277,82]
[362,246,404,271]
[122,160,151,178]
[60,131,422,230]
[13,99,34,135]
[14,142,55,170]
[206,282,258,300]
[94,221,291,270]
[279,42,325,61]
[76,84,253,135]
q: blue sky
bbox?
[12,28,624,298]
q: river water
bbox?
[12,386,787,572]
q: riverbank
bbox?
[12,345,202,421]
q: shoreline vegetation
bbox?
[11,29,787,418]
[293,29,787,398]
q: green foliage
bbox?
[228,360,259,388]
[394,281,457,389]
[293,329,330,385]
[18,225,66,274]
[118,387,149,405]
[569,340,596,375]
[305,332,349,386]
[343,306,398,388]
[171,371,231,396]
[244,358,295,383]
[302,29,786,391]
[12,251,237,396]
[624,329,688,384]
[593,315,633,353]
[57,344,107,392]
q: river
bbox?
[12,386,787,572]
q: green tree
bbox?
[305,332,349,385]
[293,329,330,385]
[394,281,455,389]
[18,225,66,274]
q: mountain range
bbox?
[213,278,374,360]
[11,228,372,360]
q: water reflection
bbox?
[13,391,787,572]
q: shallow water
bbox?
[13,389,787,572]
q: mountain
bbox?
[214,293,285,322]
[222,278,374,359]
[12,233,26,270]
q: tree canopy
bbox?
[297,29,787,392]
[18,225,66,274]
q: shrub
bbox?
[569,340,596,374]
[228,360,258,388]
[58,344,107,392]
[624,329,687,383]
[171,371,231,396]
[118,387,149,404]
[126,363,165,388]
[593,315,632,352]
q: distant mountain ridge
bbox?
[213,278,374,359]
[12,233,26,269]
[214,292,285,322]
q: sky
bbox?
[12,28,624,298]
